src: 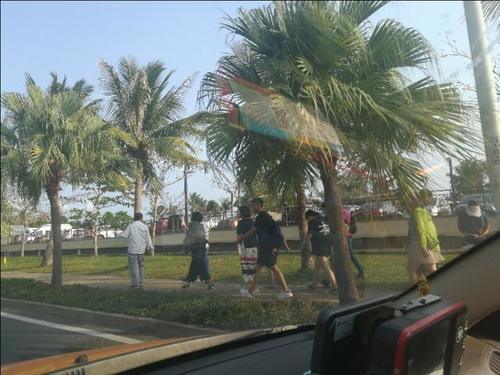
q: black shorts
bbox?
[257,247,277,267]
[311,240,331,257]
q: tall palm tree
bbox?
[2,75,115,287]
[99,57,208,214]
[200,1,474,304]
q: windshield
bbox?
[1,0,498,368]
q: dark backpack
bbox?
[271,220,286,249]
[349,214,358,234]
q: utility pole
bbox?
[464,1,500,216]
[184,166,189,226]
[448,157,456,207]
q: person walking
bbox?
[305,210,337,292]
[120,212,153,289]
[182,212,215,291]
[406,190,445,285]
[343,207,366,279]
[457,200,490,247]
[236,205,258,285]
[238,198,293,299]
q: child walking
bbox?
[182,212,214,291]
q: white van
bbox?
[27,224,73,242]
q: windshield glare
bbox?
[0,0,498,367]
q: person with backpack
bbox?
[237,198,293,299]
[343,207,366,279]
[181,212,215,291]
[457,200,490,246]
[305,210,337,292]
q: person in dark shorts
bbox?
[237,198,293,299]
[305,210,337,291]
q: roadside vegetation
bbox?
[1,279,326,330]
[1,253,459,291]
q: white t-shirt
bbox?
[120,221,152,254]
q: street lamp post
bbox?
[184,166,189,226]
[448,157,456,207]
[463,1,500,216]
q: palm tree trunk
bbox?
[41,231,53,266]
[134,161,143,214]
[296,184,312,271]
[47,178,63,288]
[319,161,359,304]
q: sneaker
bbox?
[207,283,215,291]
[329,287,338,293]
[278,290,293,299]
[181,283,190,289]
[240,288,254,298]
[321,280,329,288]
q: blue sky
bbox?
[2,1,498,215]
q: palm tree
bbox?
[99,57,208,214]
[200,1,474,304]
[1,74,115,287]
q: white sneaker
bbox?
[240,288,254,298]
[278,290,293,299]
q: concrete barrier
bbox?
[1,216,497,256]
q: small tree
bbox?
[112,211,134,230]
[206,200,222,218]
[453,158,488,197]
[188,193,208,215]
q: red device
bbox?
[368,295,467,375]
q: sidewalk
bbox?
[0,271,398,304]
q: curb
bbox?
[0,297,225,335]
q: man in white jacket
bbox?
[120,212,153,288]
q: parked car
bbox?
[455,194,496,215]
[215,218,237,230]
[357,202,399,218]
[166,215,186,232]
[27,224,73,242]
[95,226,119,239]
[426,196,452,216]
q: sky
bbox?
[1,1,498,216]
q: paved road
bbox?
[1,316,122,364]
[0,299,217,365]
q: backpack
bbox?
[349,214,358,234]
[271,220,286,249]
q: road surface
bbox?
[0,299,217,365]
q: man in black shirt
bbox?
[237,198,293,299]
[306,210,337,291]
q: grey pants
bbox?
[128,254,145,287]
